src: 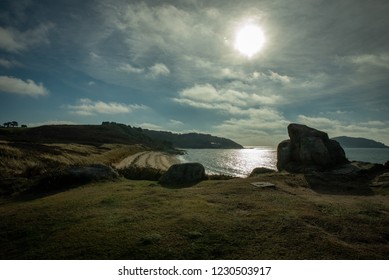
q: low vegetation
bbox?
[0,174,387,259]
[0,140,146,179]
[118,166,164,181]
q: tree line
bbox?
[1,121,27,128]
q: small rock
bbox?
[249,167,276,177]
[251,182,276,188]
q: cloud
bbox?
[268,71,291,83]
[0,58,21,68]
[169,119,184,126]
[0,76,49,96]
[173,83,282,115]
[297,115,342,130]
[296,114,389,144]
[0,23,53,53]
[174,83,289,145]
[108,2,195,54]
[135,122,163,131]
[348,53,389,70]
[27,120,78,127]
[118,63,145,74]
[147,63,170,78]
[118,62,170,79]
[67,98,147,116]
[212,108,290,146]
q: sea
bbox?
[178,147,389,177]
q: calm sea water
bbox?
[343,148,389,164]
[178,147,389,177]
[178,147,277,177]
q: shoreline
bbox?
[114,151,181,171]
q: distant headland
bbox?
[0,122,243,149]
[332,136,389,149]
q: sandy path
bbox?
[114,151,180,171]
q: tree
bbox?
[2,121,19,128]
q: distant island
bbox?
[332,136,389,148]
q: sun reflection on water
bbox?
[180,147,277,177]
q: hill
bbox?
[332,136,389,148]
[0,123,166,148]
[142,129,243,149]
[0,122,243,149]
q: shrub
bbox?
[118,166,164,181]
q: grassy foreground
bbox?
[0,173,388,259]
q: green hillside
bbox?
[143,129,243,149]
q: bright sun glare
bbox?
[234,23,265,57]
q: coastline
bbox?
[114,151,181,171]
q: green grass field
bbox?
[1,174,388,259]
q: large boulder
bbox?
[277,124,348,172]
[159,163,206,186]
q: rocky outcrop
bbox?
[159,163,206,186]
[277,124,348,172]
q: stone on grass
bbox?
[249,167,276,177]
[159,163,206,186]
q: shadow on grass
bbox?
[304,173,374,196]
[14,177,104,202]
[10,164,119,201]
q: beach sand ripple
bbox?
[114,151,180,171]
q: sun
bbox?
[234,23,265,57]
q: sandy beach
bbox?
[114,151,181,171]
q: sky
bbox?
[0,0,388,146]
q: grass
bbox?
[0,140,146,178]
[0,175,388,259]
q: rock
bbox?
[249,167,276,177]
[277,140,291,172]
[159,163,206,186]
[251,182,276,188]
[277,124,348,172]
